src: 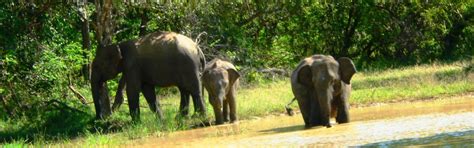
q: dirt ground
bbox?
[133,93,474,147]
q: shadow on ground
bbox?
[0,101,131,144]
[258,125,311,134]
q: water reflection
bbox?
[361,130,474,147]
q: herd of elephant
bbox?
[91,31,356,128]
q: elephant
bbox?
[202,58,240,125]
[90,31,207,121]
[289,54,356,128]
[111,76,125,112]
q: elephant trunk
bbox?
[316,88,332,128]
[91,71,112,119]
[213,105,224,125]
[210,96,224,125]
[209,87,226,125]
[112,76,125,112]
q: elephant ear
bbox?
[337,57,357,84]
[227,68,240,85]
[297,64,312,87]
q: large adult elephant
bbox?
[290,55,356,128]
[91,31,206,121]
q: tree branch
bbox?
[68,85,88,105]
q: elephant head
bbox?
[202,59,240,125]
[90,43,127,119]
[291,55,356,128]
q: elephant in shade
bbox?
[289,54,356,128]
[90,31,206,121]
[202,58,240,125]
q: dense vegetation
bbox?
[0,1,473,145]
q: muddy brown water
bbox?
[135,94,474,147]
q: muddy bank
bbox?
[135,94,474,147]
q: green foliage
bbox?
[0,0,90,130]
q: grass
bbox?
[1,62,473,146]
[351,63,474,104]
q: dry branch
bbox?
[68,85,88,105]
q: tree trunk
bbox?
[139,8,149,36]
[341,0,360,57]
[78,0,92,81]
[94,0,114,47]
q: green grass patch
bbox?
[1,62,473,146]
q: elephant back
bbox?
[205,58,236,71]
[134,32,199,57]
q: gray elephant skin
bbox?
[91,31,206,121]
[202,58,240,125]
[290,55,356,128]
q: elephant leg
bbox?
[316,89,332,128]
[336,85,351,124]
[112,76,126,112]
[188,77,206,117]
[91,80,112,119]
[227,88,237,123]
[142,84,163,120]
[296,95,312,128]
[309,97,325,126]
[330,100,338,118]
[178,87,190,117]
[126,82,141,121]
[222,98,229,122]
[335,96,350,124]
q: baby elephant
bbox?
[202,58,240,125]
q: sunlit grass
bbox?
[237,80,293,119]
[351,63,473,104]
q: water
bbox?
[136,94,474,147]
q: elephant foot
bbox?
[230,119,238,124]
[131,117,141,124]
[336,120,349,124]
[304,124,313,129]
[336,116,349,124]
[304,123,318,129]
[325,124,332,128]
[305,121,331,129]
[215,120,224,125]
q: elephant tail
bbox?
[285,98,296,116]
[198,46,206,73]
[195,32,207,74]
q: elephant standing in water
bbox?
[202,59,240,125]
[290,55,356,128]
[91,31,206,121]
